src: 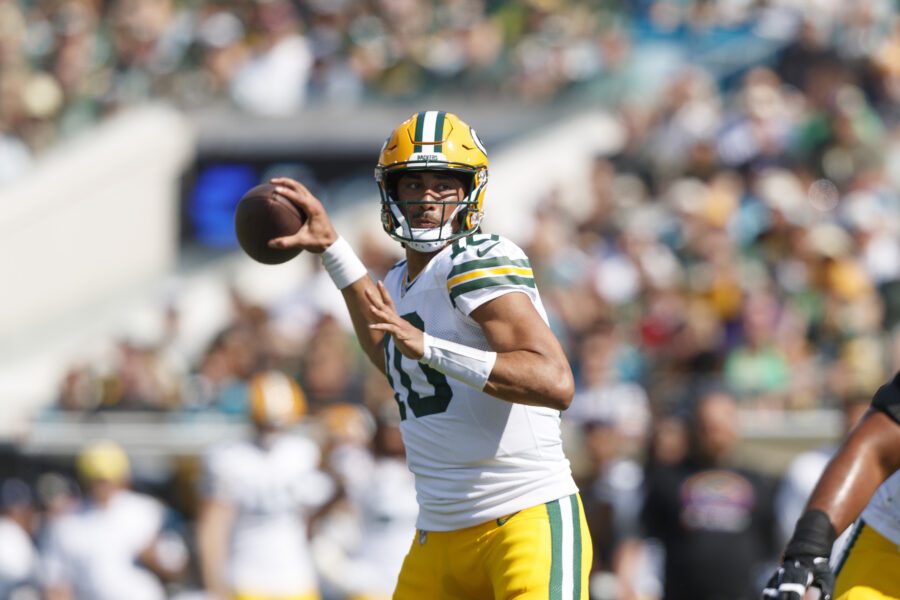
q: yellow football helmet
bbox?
[375,111,489,252]
[76,440,130,483]
[248,370,307,429]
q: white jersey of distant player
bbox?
[860,470,900,547]
[0,516,39,597]
[203,434,334,595]
[41,490,167,600]
[331,449,419,595]
[382,233,577,531]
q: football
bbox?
[234,183,306,264]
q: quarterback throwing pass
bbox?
[268,111,592,599]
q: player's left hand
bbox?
[761,556,833,600]
[367,281,425,360]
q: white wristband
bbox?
[421,333,497,391]
[321,236,368,289]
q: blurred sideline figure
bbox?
[642,386,779,600]
[0,479,40,599]
[269,110,591,598]
[314,404,418,600]
[763,373,900,600]
[576,415,659,600]
[41,440,188,600]
[197,370,336,600]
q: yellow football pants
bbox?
[834,522,900,600]
[393,493,592,600]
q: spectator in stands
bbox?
[41,440,187,600]
[191,325,260,415]
[641,386,780,600]
[0,478,40,599]
[228,0,313,116]
[196,370,335,600]
[299,315,365,412]
[723,292,791,409]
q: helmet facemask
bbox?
[377,165,486,253]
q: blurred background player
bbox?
[314,404,418,600]
[0,479,40,599]
[269,110,592,598]
[41,440,188,600]
[764,373,900,600]
[196,370,336,600]
[574,413,659,600]
[642,385,780,600]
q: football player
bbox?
[42,441,187,600]
[763,373,900,600]
[268,111,592,599]
[197,370,335,600]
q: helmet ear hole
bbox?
[385,172,401,201]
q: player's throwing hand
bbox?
[268,177,338,253]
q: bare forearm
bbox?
[196,505,232,595]
[340,277,387,372]
[805,410,900,533]
[139,541,185,581]
[45,587,73,600]
[197,532,227,594]
[483,350,574,410]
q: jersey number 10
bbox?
[384,312,453,420]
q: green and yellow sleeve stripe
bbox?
[447,257,534,303]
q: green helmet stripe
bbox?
[434,111,446,153]
[413,111,426,153]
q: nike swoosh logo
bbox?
[476,241,500,257]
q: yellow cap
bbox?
[76,440,130,482]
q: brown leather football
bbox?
[234,183,306,264]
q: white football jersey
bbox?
[202,434,335,595]
[861,471,900,547]
[41,490,167,600]
[0,516,39,597]
[382,233,578,531]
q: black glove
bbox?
[762,510,837,600]
[761,555,834,600]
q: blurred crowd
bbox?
[2,379,418,600]
[1,0,621,183]
[5,0,900,598]
[5,0,894,184]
